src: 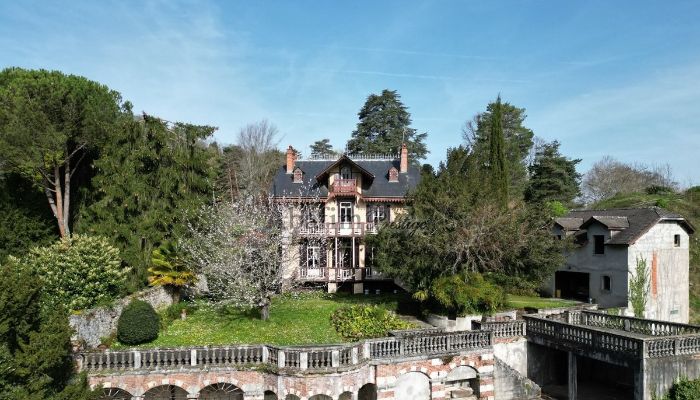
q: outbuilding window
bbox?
[674,234,681,247]
[601,275,611,292]
[593,235,605,255]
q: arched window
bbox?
[100,388,133,400]
[340,166,352,180]
[143,385,188,400]
[199,383,244,400]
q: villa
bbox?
[271,144,420,294]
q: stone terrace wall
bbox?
[70,286,173,348]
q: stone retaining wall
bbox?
[69,286,173,348]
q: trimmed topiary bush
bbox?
[330,305,413,341]
[117,300,159,345]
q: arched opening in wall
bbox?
[284,395,301,400]
[143,385,188,400]
[338,392,353,400]
[445,366,479,399]
[199,383,244,400]
[264,390,278,400]
[100,388,133,399]
[308,395,333,400]
[394,372,431,400]
[358,383,377,400]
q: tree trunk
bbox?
[171,287,181,304]
[63,154,71,237]
[260,302,270,321]
[53,165,67,238]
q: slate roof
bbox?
[555,207,695,245]
[270,158,421,199]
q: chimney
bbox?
[400,143,408,173]
[286,145,296,174]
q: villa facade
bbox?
[271,144,420,293]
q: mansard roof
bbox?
[270,156,420,199]
[555,207,695,245]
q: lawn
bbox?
[506,294,578,310]
[114,292,412,349]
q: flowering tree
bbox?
[185,194,320,320]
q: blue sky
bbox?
[2,1,699,184]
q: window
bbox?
[340,166,352,180]
[593,235,605,255]
[293,168,303,183]
[371,205,386,223]
[601,275,611,292]
[388,167,399,182]
[674,234,681,247]
[339,202,353,224]
[307,246,321,269]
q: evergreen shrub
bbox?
[117,300,159,345]
[667,377,700,400]
[429,272,506,316]
[330,305,413,341]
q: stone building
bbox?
[549,207,695,322]
[271,144,420,294]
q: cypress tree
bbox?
[489,96,508,209]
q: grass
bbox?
[506,294,578,310]
[113,292,413,349]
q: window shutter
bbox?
[299,242,307,268]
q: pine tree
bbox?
[309,139,335,156]
[524,141,582,205]
[347,90,428,160]
[489,96,509,209]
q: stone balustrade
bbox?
[577,311,700,336]
[472,320,526,339]
[77,330,493,374]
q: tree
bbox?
[0,68,124,238]
[309,138,336,156]
[489,96,508,209]
[22,235,127,311]
[0,260,97,400]
[463,98,535,196]
[148,241,196,304]
[185,194,310,321]
[367,145,566,295]
[76,113,218,290]
[581,156,677,204]
[629,256,650,318]
[524,140,582,205]
[347,89,428,160]
[235,120,284,196]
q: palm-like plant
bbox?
[148,241,197,303]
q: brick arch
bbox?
[394,371,431,400]
[199,382,245,399]
[143,384,189,399]
[100,387,133,399]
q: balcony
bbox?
[330,179,357,197]
[299,222,379,236]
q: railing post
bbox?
[262,346,269,363]
[190,349,197,366]
[399,337,405,356]
[300,352,308,370]
[351,347,359,365]
[331,350,340,367]
[363,342,370,360]
[133,350,141,369]
[278,350,286,369]
[674,338,681,356]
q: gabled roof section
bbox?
[314,155,375,181]
[557,207,695,245]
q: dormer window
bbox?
[340,166,352,180]
[388,167,399,182]
[293,168,303,183]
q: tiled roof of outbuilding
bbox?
[555,207,695,245]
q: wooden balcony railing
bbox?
[299,222,379,236]
[331,179,357,196]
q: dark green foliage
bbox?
[77,113,219,290]
[117,300,159,345]
[0,68,124,238]
[488,96,508,209]
[428,273,506,316]
[524,141,582,205]
[367,144,566,295]
[0,260,97,399]
[465,98,534,196]
[330,305,413,341]
[646,185,675,195]
[347,89,428,161]
[309,138,336,156]
[667,377,700,400]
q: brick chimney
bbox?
[286,145,296,174]
[400,143,408,173]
